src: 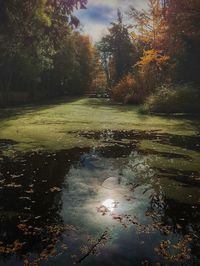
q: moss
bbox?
[139,140,200,173]
[137,140,200,204]
[0,98,198,152]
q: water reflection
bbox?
[102,199,117,212]
[0,130,200,265]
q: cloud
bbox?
[82,5,114,24]
[76,0,148,42]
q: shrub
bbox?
[111,73,145,104]
[143,84,200,114]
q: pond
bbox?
[0,98,200,266]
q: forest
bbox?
[0,1,200,266]
[0,0,200,114]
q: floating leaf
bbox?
[50,187,61,192]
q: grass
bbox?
[0,97,199,152]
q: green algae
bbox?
[0,98,198,152]
[139,140,200,173]
[159,177,200,204]
[138,139,200,204]
[0,99,200,265]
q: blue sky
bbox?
[76,0,148,42]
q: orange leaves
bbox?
[111,72,152,104]
[111,73,141,104]
[17,223,27,231]
[154,235,192,262]
[0,240,23,254]
[130,32,150,45]
[128,0,171,88]
[137,49,170,68]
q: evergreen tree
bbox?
[100,10,136,84]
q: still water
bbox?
[0,128,200,266]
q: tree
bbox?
[128,0,170,90]
[99,10,136,84]
[129,0,167,52]
[0,0,89,104]
[163,0,200,83]
[90,47,107,95]
[97,37,112,91]
[50,33,94,96]
[129,0,200,85]
[74,34,94,94]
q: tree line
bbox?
[0,0,199,113]
[96,0,200,113]
[0,0,99,105]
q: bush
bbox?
[143,84,200,114]
[111,73,145,104]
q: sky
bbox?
[75,0,148,42]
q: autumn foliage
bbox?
[112,74,144,104]
[104,0,200,112]
[137,50,170,69]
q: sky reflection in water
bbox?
[0,140,200,266]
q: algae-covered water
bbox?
[0,98,200,266]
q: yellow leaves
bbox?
[139,36,151,44]
[130,31,151,44]
[35,0,52,27]
[129,0,167,47]
[137,49,170,68]
[130,31,138,40]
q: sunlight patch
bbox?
[102,199,116,212]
